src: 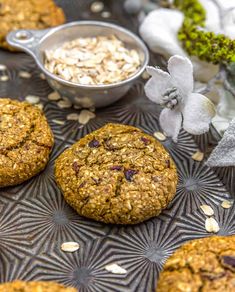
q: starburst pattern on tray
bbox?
[37,238,129,292]
[104,82,162,128]
[169,159,231,215]
[17,188,110,253]
[142,126,198,162]
[0,67,51,101]
[0,204,32,261]
[106,218,188,291]
[214,166,235,196]
[175,201,235,238]
[43,100,118,142]
[0,257,40,282]
[0,51,36,71]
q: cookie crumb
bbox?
[35,103,44,110]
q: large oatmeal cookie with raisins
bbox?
[0,98,54,187]
[0,280,77,292]
[55,123,177,224]
[157,235,235,292]
[0,0,65,50]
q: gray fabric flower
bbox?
[206,118,235,167]
[145,55,216,141]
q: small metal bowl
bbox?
[7,21,149,108]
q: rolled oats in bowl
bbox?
[44,35,141,85]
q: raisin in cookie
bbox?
[0,98,54,187]
[55,123,177,224]
[0,0,65,50]
[0,281,76,292]
[157,235,235,292]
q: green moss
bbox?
[174,0,235,64]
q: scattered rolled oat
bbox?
[142,70,150,79]
[44,35,141,85]
[200,205,214,216]
[221,200,233,209]
[48,91,61,101]
[0,75,9,81]
[90,1,104,13]
[66,113,80,121]
[78,110,96,124]
[192,151,204,162]
[104,263,127,274]
[25,95,40,104]
[52,119,65,125]
[40,73,46,80]
[153,131,166,141]
[19,71,31,79]
[205,217,220,233]
[0,64,7,71]
[57,99,72,109]
[101,11,111,18]
[74,104,82,110]
[74,96,94,108]
[89,106,96,112]
[61,242,80,252]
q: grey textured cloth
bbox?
[206,119,235,167]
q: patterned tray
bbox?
[0,1,235,291]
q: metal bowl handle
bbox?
[6,28,50,57]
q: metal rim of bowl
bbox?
[37,21,150,89]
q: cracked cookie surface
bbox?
[0,0,65,50]
[55,123,177,224]
[0,98,54,187]
[0,280,77,292]
[157,235,235,292]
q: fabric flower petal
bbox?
[183,93,216,135]
[168,55,194,97]
[159,108,182,142]
[139,9,186,58]
[144,66,170,104]
[199,0,220,33]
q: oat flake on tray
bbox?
[44,35,141,85]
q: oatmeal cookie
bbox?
[55,123,177,224]
[0,280,77,292]
[0,98,54,187]
[0,0,65,50]
[157,235,235,292]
